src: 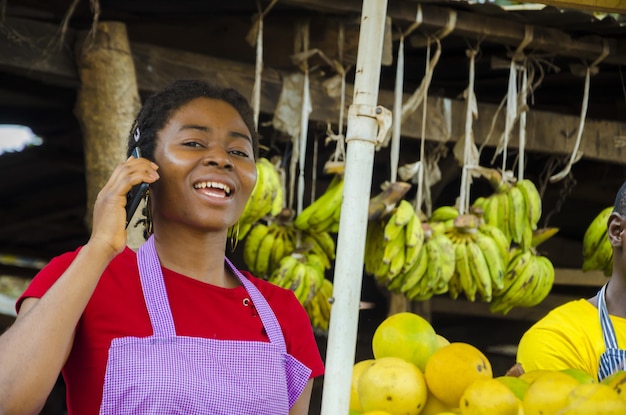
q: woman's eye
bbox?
[230,149,250,158]
[183,141,203,148]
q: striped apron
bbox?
[597,282,626,381]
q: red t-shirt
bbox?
[17,246,325,414]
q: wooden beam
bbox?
[528,1,626,14]
[274,0,626,66]
[2,17,626,165]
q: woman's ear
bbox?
[607,213,624,247]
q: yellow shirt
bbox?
[517,299,626,377]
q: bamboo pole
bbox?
[74,22,143,247]
[319,1,388,414]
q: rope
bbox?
[459,49,478,215]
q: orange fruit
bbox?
[421,389,458,415]
[494,375,529,401]
[560,383,626,414]
[601,369,626,404]
[459,378,519,415]
[350,359,376,411]
[560,367,596,384]
[522,370,579,415]
[424,342,493,408]
[358,356,428,415]
[436,333,451,348]
[372,312,439,372]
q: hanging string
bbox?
[296,21,311,215]
[517,64,528,181]
[249,0,278,130]
[550,39,609,183]
[415,39,435,214]
[390,10,423,183]
[459,48,478,215]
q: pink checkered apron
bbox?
[98,235,311,414]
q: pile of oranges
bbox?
[350,312,626,415]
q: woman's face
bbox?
[150,97,257,232]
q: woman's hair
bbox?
[127,80,259,160]
[614,181,626,216]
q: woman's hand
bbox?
[89,156,159,256]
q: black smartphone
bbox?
[126,147,150,228]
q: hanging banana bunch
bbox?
[444,213,506,303]
[475,170,543,251]
[364,199,425,284]
[242,221,297,278]
[267,251,327,306]
[582,206,613,277]
[304,277,334,333]
[402,223,455,301]
[238,157,285,239]
[293,173,344,234]
[489,227,559,315]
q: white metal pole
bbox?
[319,1,389,414]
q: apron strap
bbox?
[226,257,286,351]
[598,283,619,350]
[137,235,177,337]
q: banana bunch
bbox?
[238,157,285,238]
[400,227,456,301]
[364,199,425,283]
[582,206,613,276]
[477,177,542,251]
[299,230,337,270]
[242,222,296,278]
[489,248,556,315]
[267,252,327,305]
[444,214,507,302]
[304,278,333,332]
[293,174,344,233]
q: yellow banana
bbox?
[307,177,345,228]
[268,255,300,287]
[364,220,385,276]
[507,185,526,244]
[517,255,554,308]
[481,195,501,230]
[516,178,542,230]
[309,231,336,261]
[475,232,505,291]
[393,199,416,227]
[466,240,493,302]
[254,229,277,277]
[447,270,463,300]
[242,223,269,272]
[496,191,512,243]
[455,241,477,302]
[582,207,613,258]
[269,227,287,272]
[400,247,429,294]
[430,205,460,223]
[383,214,405,243]
[424,233,455,290]
[259,157,284,217]
[405,212,424,248]
[479,223,510,262]
[491,251,537,313]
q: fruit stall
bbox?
[2,1,626,414]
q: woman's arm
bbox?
[289,379,315,415]
[0,157,158,415]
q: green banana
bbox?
[516,178,542,230]
[400,247,429,293]
[430,205,460,223]
[466,240,493,302]
[243,223,269,272]
[507,185,526,244]
[479,223,510,263]
[475,231,505,291]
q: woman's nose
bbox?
[202,148,233,169]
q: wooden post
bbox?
[74,22,144,248]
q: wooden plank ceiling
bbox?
[1,0,626,275]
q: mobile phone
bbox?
[126,147,150,228]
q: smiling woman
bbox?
[0,125,42,155]
[0,80,324,415]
